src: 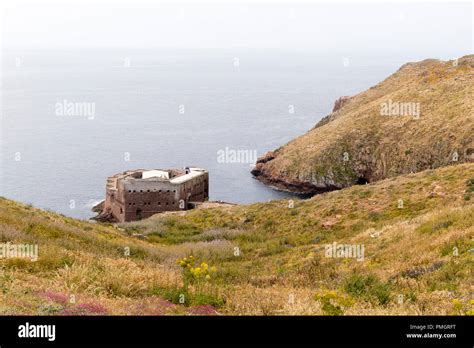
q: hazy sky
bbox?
[1,0,472,56]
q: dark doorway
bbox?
[356,177,370,185]
[136,208,142,220]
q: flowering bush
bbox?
[314,289,354,316]
[38,291,69,305]
[171,255,223,309]
[176,255,217,284]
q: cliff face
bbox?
[251,55,474,194]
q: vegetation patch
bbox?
[314,289,354,315]
[344,274,392,306]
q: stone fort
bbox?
[102,167,209,222]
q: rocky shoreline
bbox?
[90,200,116,223]
[250,96,355,195]
[250,151,340,195]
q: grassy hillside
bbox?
[1,163,473,315]
[251,55,474,193]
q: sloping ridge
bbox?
[251,55,474,194]
[0,163,473,314]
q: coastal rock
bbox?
[256,151,276,164]
[332,96,351,112]
[91,200,104,213]
[90,200,118,223]
[91,208,118,223]
[251,151,276,177]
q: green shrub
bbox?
[344,274,391,306]
[368,212,382,222]
[465,178,474,192]
[162,287,191,306]
[415,218,453,234]
[157,286,224,307]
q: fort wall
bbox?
[102,168,208,222]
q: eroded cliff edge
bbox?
[251,55,474,194]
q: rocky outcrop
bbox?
[251,151,341,194]
[91,200,104,214]
[332,96,351,112]
[91,200,118,223]
[251,55,474,194]
[250,151,275,178]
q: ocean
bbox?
[1,48,412,219]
